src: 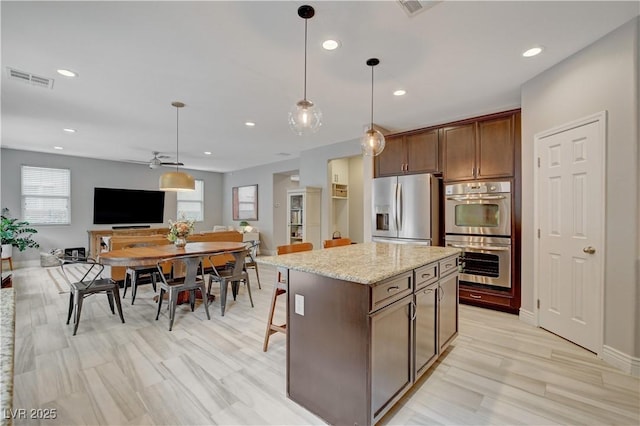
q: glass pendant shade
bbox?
[159,171,195,191]
[289,99,322,135]
[362,58,385,157]
[361,127,386,157]
[290,5,321,135]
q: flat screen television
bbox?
[93,187,165,225]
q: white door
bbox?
[536,114,605,353]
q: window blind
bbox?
[21,166,71,224]
[177,179,203,221]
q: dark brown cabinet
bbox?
[371,294,413,418]
[375,129,439,177]
[442,112,519,181]
[287,254,459,426]
[414,283,437,378]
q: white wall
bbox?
[521,17,639,358]
[1,148,224,264]
[222,158,300,254]
[348,155,365,243]
[298,138,365,242]
[223,140,364,253]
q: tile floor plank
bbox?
[9,263,639,426]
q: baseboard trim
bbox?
[12,259,41,269]
[519,308,536,326]
[602,345,640,377]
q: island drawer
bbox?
[439,256,458,278]
[414,263,438,291]
[371,272,412,312]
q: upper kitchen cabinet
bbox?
[443,111,520,182]
[374,129,439,177]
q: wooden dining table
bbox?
[99,241,248,304]
[98,241,247,267]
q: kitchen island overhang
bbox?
[258,242,461,425]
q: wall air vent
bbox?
[397,0,441,17]
[6,67,54,89]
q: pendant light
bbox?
[361,58,386,157]
[159,101,195,191]
[288,4,322,135]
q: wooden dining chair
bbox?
[323,238,352,248]
[263,242,313,351]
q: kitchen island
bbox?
[258,242,460,425]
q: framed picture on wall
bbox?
[232,184,258,221]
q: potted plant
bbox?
[1,212,39,260]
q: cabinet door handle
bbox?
[469,293,482,299]
[387,285,400,293]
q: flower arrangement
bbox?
[167,218,195,244]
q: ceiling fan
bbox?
[145,151,184,169]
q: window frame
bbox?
[177,179,204,222]
[21,165,71,225]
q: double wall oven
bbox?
[444,181,512,289]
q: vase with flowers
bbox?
[167,218,194,248]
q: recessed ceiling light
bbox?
[522,46,543,57]
[322,39,340,51]
[53,146,64,150]
[57,69,78,77]
[245,121,256,127]
[204,151,212,155]
[63,128,76,133]
[393,89,407,96]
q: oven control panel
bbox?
[445,181,510,195]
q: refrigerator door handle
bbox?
[397,183,403,230]
[393,183,399,231]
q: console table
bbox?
[87,228,170,258]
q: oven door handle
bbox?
[447,244,510,252]
[446,195,508,201]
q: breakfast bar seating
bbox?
[262,242,313,352]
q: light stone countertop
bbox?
[0,287,15,425]
[257,242,460,285]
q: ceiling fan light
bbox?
[159,171,195,191]
[288,99,322,135]
[361,128,386,157]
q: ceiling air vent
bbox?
[397,0,441,17]
[6,67,54,89]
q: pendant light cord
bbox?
[303,17,308,101]
[175,105,180,172]
[370,65,374,130]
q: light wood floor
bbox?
[10,263,639,425]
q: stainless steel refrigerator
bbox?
[372,173,441,245]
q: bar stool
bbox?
[263,242,313,352]
[323,238,351,248]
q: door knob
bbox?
[583,246,596,254]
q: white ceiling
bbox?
[2,1,638,173]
